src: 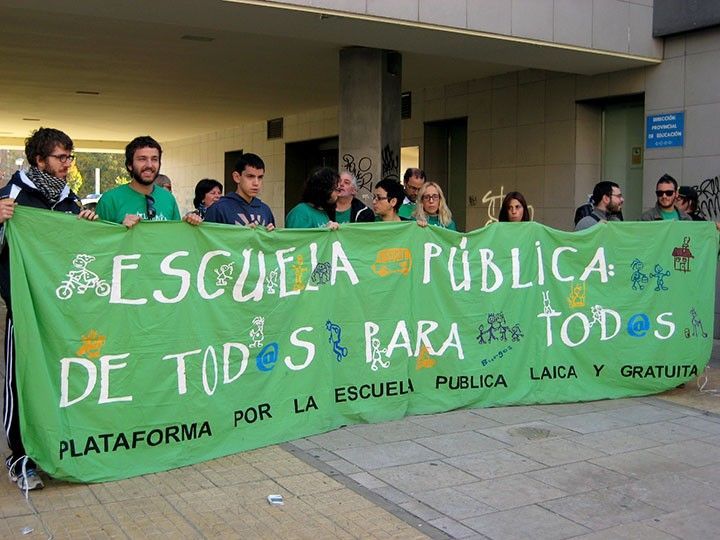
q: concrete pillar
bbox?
[339,47,402,202]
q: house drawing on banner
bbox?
[672,237,694,273]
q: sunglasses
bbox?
[146,195,156,219]
[655,190,675,197]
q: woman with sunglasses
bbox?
[413,182,456,230]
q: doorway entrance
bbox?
[602,99,644,220]
[223,149,243,196]
[285,137,339,213]
[423,118,468,231]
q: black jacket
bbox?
[349,197,374,223]
[0,170,81,305]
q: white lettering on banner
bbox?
[364,320,464,366]
[59,354,133,407]
[233,249,266,302]
[449,237,471,291]
[423,242,442,284]
[110,254,146,305]
[421,244,612,292]
[223,343,249,383]
[551,247,576,282]
[305,243,320,292]
[283,327,316,370]
[102,242,614,308]
[537,304,676,348]
[330,241,359,285]
[276,247,299,298]
[154,251,191,303]
[197,250,231,299]
[654,312,675,339]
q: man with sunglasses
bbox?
[641,174,692,221]
[96,136,199,227]
[0,127,98,491]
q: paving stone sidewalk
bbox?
[2,338,720,539]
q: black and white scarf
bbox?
[26,166,67,204]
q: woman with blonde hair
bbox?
[413,181,456,230]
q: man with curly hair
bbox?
[0,127,97,491]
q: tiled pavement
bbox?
[2,351,720,539]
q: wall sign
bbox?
[646,112,684,148]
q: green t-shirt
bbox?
[286,203,331,229]
[335,208,351,224]
[426,214,457,231]
[661,209,680,220]
[96,184,181,224]
[398,203,415,220]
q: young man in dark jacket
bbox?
[204,153,275,229]
[0,127,97,491]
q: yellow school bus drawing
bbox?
[371,248,412,277]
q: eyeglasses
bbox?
[610,192,623,199]
[48,154,75,163]
[372,195,388,201]
[146,195,156,219]
[422,194,440,201]
[656,190,676,197]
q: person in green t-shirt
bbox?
[335,171,374,223]
[286,167,340,229]
[413,181,457,230]
[398,167,426,219]
[640,174,692,222]
[96,136,201,228]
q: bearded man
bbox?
[0,127,97,490]
[575,181,624,231]
[96,136,185,227]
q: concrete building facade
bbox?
[1,0,718,232]
[146,1,719,235]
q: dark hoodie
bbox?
[0,170,81,305]
[203,192,275,227]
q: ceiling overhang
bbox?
[0,0,660,147]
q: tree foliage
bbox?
[66,163,83,194]
[74,152,130,195]
[1,149,130,195]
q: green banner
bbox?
[6,206,717,482]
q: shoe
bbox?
[15,469,44,491]
[6,456,44,491]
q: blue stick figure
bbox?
[326,320,348,362]
[630,258,649,291]
[649,264,670,291]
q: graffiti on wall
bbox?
[694,175,720,220]
[342,153,374,194]
[381,144,399,182]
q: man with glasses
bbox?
[0,127,98,491]
[96,136,199,227]
[398,168,426,219]
[575,181,624,231]
[641,174,691,221]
